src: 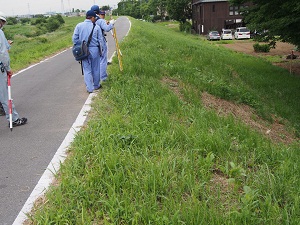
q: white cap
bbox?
[0,11,7,22]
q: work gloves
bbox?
[109,19,116,25]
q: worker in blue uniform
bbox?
[72,10,103,93]
[91,5,115,83]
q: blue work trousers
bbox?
[100,42,108,81]
[82,47,101,92]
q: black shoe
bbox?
[107,62,112,65]
[0,104,5,116]
[95,85,102,90]
[11,117,27,127]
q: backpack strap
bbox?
[87,23,96,47]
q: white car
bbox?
[234,27,250,39]
[221,29,233,40]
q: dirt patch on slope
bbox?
[223,40,300,76]
[201,92,297,144]
[161,77,298,144]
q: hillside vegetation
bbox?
[22,18,300,224]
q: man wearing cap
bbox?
[91,5,115,83]
[72,10,103,93]
[0,11,27,126]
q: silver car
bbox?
[234,27,250,39]
[207,31,221,41]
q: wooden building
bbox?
[192,0,252,35]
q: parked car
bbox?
[207,31,220,41]
[234,27,250,39]
[221,29,232,40]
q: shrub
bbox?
[36,24,48,35]
[34,14,45,18]
[46,18,61,32]
[20,18,31,25]
[152,15,162,22]
[7,17,18,25]
[54,14,65,25]
[253,42,270,52]
[179,21,192,33]
[31,17,47,25]
[45,15,65,32]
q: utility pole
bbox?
[27,3,31,16]
[61,0,65,15]
[68,0,71,13]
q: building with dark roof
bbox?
[192,0,252,35]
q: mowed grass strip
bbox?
[29,18,300,224]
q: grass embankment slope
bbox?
[29,18,300,224]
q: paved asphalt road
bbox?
[0,16,130,224]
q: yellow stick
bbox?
[113,27,123,72]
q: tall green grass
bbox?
[29,18,300,224]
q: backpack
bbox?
[72,40,89,61]
[72,24,95,61]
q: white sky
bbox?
[0,0,121,16]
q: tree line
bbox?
[115,0,192,31]
[115,0,299,48]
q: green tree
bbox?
[149,0,167,20]
[166,0,192,23]
[230,0,300,48]
[118,0,143,18]
[101,5,110,11]
[117,1,133,16]
[117,0,191,25]
[140,1,151,18]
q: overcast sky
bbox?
[0,0,121,16]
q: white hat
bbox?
[0,11,7,22]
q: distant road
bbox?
[0,16,130,225]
